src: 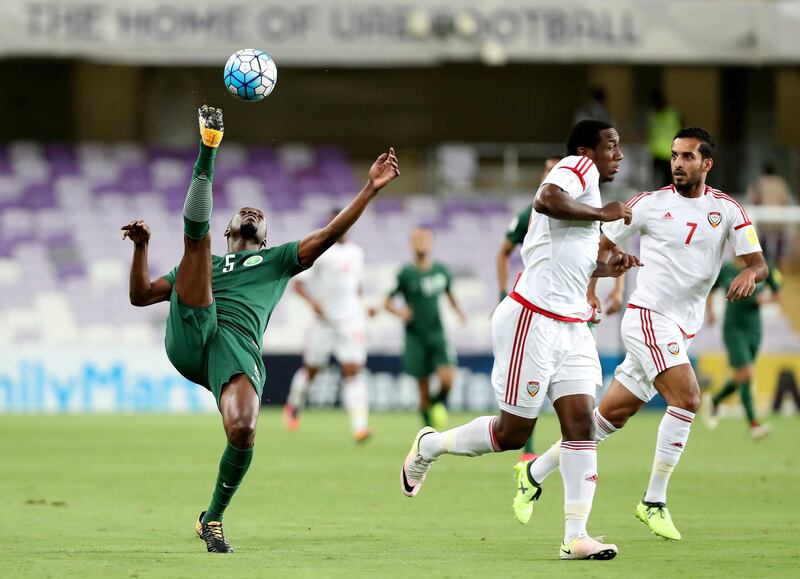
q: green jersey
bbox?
[714,261,782,326]
[163,241,305,349]
[505,205,532,245]
[391,262,452,336]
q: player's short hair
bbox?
[674,127,715,159]
[566,120,614,156]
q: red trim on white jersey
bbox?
[708,187,750,227]
[559,166,586,189]
[733,221,753,231]
[627,192,652,208]
[558,156,595,190]
[509,292,594,323]
[628,304,696,339]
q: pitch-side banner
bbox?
[0,0,798,65]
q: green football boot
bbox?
[635,501,682,540]
[512,460,542,524]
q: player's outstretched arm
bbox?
[535,184,632,224]
[726,252,768,302]
[297,148,399,268]
[122,220,172,306]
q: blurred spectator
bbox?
[647,89,682,188]
[746,163,794,262]
[573,87,613,125]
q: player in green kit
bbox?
[122,105,399,553]
[385,227,466,429]
[703,257,782,439]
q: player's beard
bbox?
[673,172,699,193]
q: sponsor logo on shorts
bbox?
[527,381,540,397]
[667,342,680,355]
[707,211,721,227]
[243,255,264,267]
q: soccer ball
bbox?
[223,49,278,102]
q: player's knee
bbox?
[673,390,701,413]
[561,421,594,442]
[226,417,257,448]
[493,423,530,450]
[736,367,753,383]
[602,406,633,430]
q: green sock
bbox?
[524,433,535,454]
[712,380,738,406]
[738,381,757,425]
[203,443,253,523]
[420,408,431,427]
[183,141,217,240]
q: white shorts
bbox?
[303,318,367,367]
[615,306,694,402]
[491,297,602,419]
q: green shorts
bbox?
[402,332,457,379]
[723,325,761,369]
[164,290,265,405]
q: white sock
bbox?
[342,374,369,433]
[644,406,694,504]
[287,368,311,408]
[560,440,598,543]
[529,440,561,484]
[419,416,501,460]
[529,408,618,484]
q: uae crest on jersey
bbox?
[527,381,540,397]
[707,211,722,227]
[667,342,680,355]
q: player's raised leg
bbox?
[635,363,700,541]
[196,373,259,553]
[175,105,223,308]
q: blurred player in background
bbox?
[703,257,782,439]
[283,211,375,443]
[385,227,466,430]
[401,120,638,561]
[522,128,767,542]
[123,105,399,553]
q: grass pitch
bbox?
[3,410,798,577]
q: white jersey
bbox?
[296,241,365,323]
[603,185,762,336]
[515,155,601,320]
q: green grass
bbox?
[2,410,798,577]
